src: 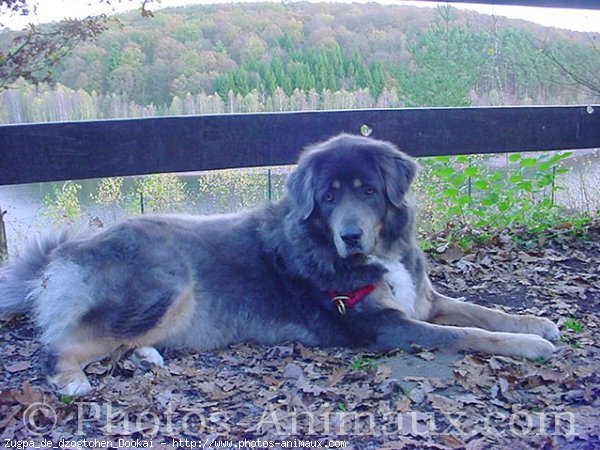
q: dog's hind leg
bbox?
[31,241,198,396]
[44,294,192,396]
[429,291,560,341]
[130,346,165,370]
[38,276,196,396]
[43,326,118,396]
[29,261,115,396]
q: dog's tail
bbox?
[0,231,71,315]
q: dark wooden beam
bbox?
[413,0,600,10]
[1,105,599,185]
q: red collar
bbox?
[327,285,376,314]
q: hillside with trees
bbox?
[1,2,599,123]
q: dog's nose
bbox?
[341,228,363,247]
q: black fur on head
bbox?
[373,144,418,210]
[285,155,315,221]
[279,134,419,291]
[286,133,418,220]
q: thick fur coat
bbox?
[0,134,559,396]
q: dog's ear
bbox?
[286,161,315,220]
[381,148,419,209]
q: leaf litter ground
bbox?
[1,221,599,449]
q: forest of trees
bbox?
[1,2,599,123]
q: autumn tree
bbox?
[2,2,598,111]
[398,6,484,107]
[0,0,151,90]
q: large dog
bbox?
[0,134,559,396]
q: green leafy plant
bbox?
[416,151,574,245]
[61,395,76,404]
[43,181,82,225]
[91,177,125,206]
[130,174,189,214]
[197,167,287,213]
[560,317,584,348]
[350,357,379,371]
[335,401,348,412]
[563,317,584,333]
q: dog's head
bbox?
[286,134,418,259]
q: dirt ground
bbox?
[1,221,599,449]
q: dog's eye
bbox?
[364,186,376,196]
[324,192,335,202]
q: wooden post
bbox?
[0,206,7,263]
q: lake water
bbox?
[0,167,292,257]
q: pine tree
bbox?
[370,62,385,99]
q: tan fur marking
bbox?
[412,280,434,321]
[54,326,118,367]
[332,180,341,189]
[48,328,115,395]
[369,283,405,311]
[131,283,196,347]
[431,298,515,330]
[48,283,196,394]
[353,178,363,188]
[430,293,560,340]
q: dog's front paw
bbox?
[523,317,560,341]
[517,335,556,360]
[540,320,560,341]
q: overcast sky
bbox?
[4,0,600,33]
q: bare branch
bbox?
[538,36,600,96]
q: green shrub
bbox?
[415,151,573,238]
[197,167,287,213]
[43,181,82,225]
[131,174,189,214]
[91,177,125,207]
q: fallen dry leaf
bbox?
[3,361,30,373]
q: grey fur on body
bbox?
[0,134,560,396]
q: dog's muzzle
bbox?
[330,201,377,258]
[334,223,372,258]
[340,225,363,249]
